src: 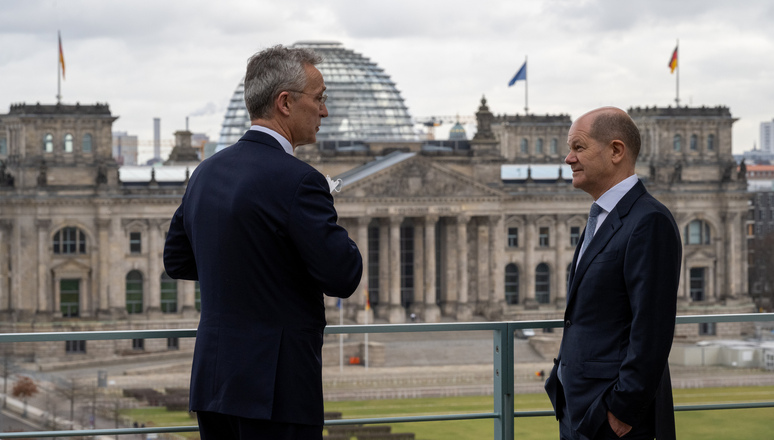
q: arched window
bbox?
[536,138,544,154]
[82,133,93,153]
[160,272,178,313]
[685,220,711,245]
[707,134,715,151]
[44,133,53,153]
[550,138,558,154]
[0,137,7,155]
[690,134,698,151]
[535,263,550,304]
[520,138,529,154]
[673,134,681,152]
[126,271,143,314]
[505,264,519,305]
[64,133,73,153]
[53,227,87,254]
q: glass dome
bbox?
[217,41,417,151]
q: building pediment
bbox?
[338,156,506,199]
[684,248,716,261]
[51,258,91,274]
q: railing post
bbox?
[493,323,514,440]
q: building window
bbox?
[707,134,715,151]
[64,133,73,153]
[44,133,53,153]
[747,223,754,237]
[82,133,93,153]
[132,339,144,351]
[690,267,706,301]
[685,220,711,245]
[60,279,80,317]
[195,281,201,312]
[368,224,380,307]
[65,340,86,354]
[535,263,550,304]
[505,264,519,305]
[400,223,414,309]
[0,138,7,155]
[569,226,580,246]
[520,138,528,154]
[536,138,544,154]
[538,227,549,247]
[126,270,143,314]
[129,232,142,253]
[53,227,87,255]
[160,272,178,313]
[673,134,681,152]
[550,138,558,154]
[690,134,698,151]
[167,337,180,350]
[699,322,716,336]
[507,227,519,247]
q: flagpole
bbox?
[57,32,61,104]
[675,39,680,107]
[524,55,529,114]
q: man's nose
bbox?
[321,103,329,118]
[565,152,575,164]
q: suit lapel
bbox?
[565,181,647,312]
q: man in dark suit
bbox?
[164,46,363,440]
[545,107,681,440]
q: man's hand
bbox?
[607,411,632,438]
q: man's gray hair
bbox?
[244,45,323,120]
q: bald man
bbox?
[545,107,681,440]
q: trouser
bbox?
[197,411,323,440]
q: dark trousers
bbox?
[197,411,323,440]
[559,403,655,440]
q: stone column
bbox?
[388,216,405,323]
[555,216,569,305]
[424,215,441,322]
[0,221,10,316]
[355,217,373,324]
[411,218,424,318]
[147,219,162,316]
[377,218,390,319]
[96,218,111,317]
[456,214,472,320]
[443,218,458,316]
[724,212,738,300]
[524,216,538,309]
[36,219,51,318]
[476,219,490,316]
[488,215,505,319]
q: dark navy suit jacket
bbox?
[545,180,681,439]
[163,130,363,426]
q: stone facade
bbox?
[0,99,755,364]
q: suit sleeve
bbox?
[287,171,363,298]
[163,203,199,281]
[605,210,681,425]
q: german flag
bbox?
[58,31,65,80]
[668,45,677,74]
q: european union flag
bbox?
[508,61,527,86]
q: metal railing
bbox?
[0,313,771,439]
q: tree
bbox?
[12,375,38,417]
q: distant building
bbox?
[112,131,138,165]
[761,119,774,153]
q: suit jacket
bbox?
[545,180,681,439]
[163,130,363,426]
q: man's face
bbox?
[564,114,615,199]
[288,64,328,148]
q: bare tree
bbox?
[12,375,38,417]
[0,348,17,409]
[54,377,80,428]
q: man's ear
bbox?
[275,91,292,117]
[609,140,627,165]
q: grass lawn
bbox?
[123,386,774,440]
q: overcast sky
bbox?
[1,0,773,159]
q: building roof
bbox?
[335,151,416,187]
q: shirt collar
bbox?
[594,174,638,213]
[249,125,293,155]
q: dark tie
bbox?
[579,202,602,261]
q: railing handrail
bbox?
[0,313,771,439]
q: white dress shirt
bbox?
[250,125,293,155]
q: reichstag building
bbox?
[0,42,753,363]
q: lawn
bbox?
[123,386,774,440]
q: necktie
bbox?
[579,202,602,261]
